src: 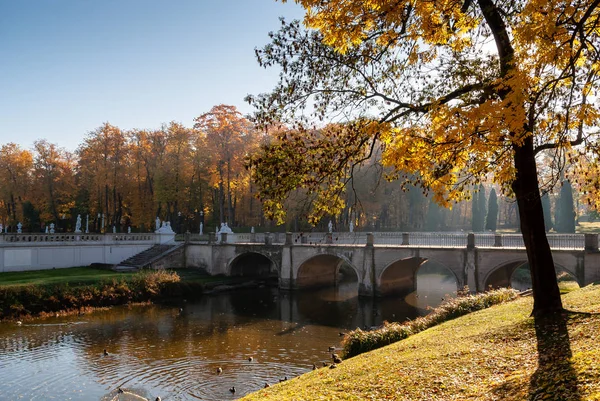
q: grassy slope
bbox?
[241,285,600,401]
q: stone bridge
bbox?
[185,232,600,296]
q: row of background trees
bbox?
[0,105,583,234]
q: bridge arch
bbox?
[484,259,580,289]
[378,257,459,296]
[227,251,279,279]
[295,253,359,289]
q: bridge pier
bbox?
[465,248,478,292]
[279,245,293,290]
[359,237,375,296]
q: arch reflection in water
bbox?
[509,262,580,291]
[483,260,580,291]
[381,257,459,309]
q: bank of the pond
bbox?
[341,288,520,358]
[241,284,600,401]
[0,267,258,321]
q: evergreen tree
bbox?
[22,201,40,232]
[554,193,561,232]
[472,184,486,231]
[471,191,479,232]
[485,188,498,231]
[478,184,487,231]
[556,181,576,233]
[408,183,427,230]
[425,197,441,231]
[541,193,553,232]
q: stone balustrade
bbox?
[0,232,156,245]
[205,231,599,251]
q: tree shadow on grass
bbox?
[528,311,583,401]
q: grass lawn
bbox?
[497,221,600,234]
[241,285,600,401]
[577,221,600,233]
[0,267,233,288]
[0,267,136,287]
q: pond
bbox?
[0,271,457,401]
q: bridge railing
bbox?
[474,233,496,247]
[291,232,328,244]
[224,232,287,245]
[499,234,526,248]
[204,230,592,250]
[332,232,369,244]
[396,232,469,247]
[474,233,585,249]
[547,234,585,249]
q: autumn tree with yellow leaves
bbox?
[194,105,258,226]
[0,144,33,227]
[31,140,76,228]
[77,123,130,231]
[247,0,600,315]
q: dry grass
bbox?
[241,285,600,401]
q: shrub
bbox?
[342,288,519,358]
[132,269,181,296]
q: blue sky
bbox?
[0,0,304,151]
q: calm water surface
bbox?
[0,274,456,401]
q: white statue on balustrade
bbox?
[127,226,131,234]
[45,226,48,234]
[157,221,175,234]
[217,222,233,234]
[199,222,203,235]
[349,221,354,233]
[155,216,161,232]
[328,220,333,233]
[50,223,55,234]
[75,214,82,233]
[17,222,22,233]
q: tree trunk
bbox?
[218,162,225,224]
[512,138,563,315]
[479,0,563,316]
[227,157,233,224]
[10,193,16,222]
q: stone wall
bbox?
[0,233,172,272]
